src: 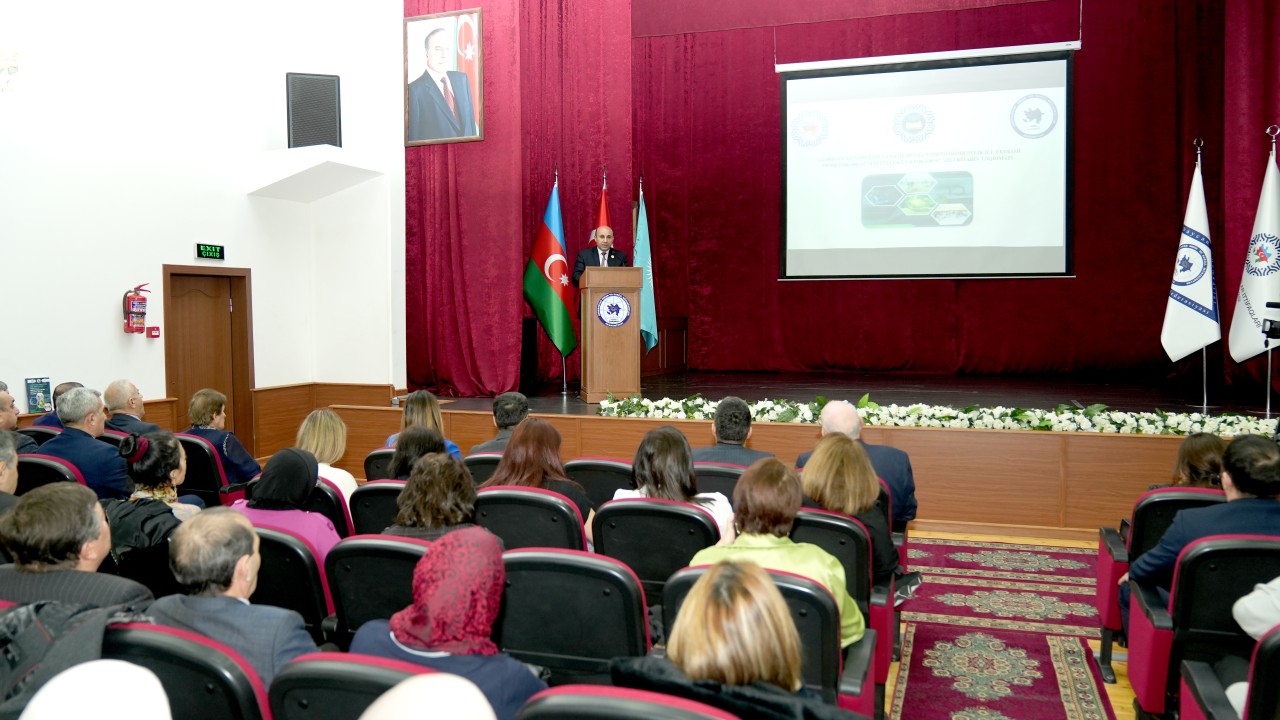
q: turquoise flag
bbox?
[635,185,658,352]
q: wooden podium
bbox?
[579,267,642,403]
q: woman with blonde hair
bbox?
[386,390,461,459]
[611,560,858,720]
[801,433,899,584]
[296,408,358,504]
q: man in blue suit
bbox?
[407,27,478,142]
[38,387,132,500]
[798,399,917,532]
[147,508,318,684]
[103,379,160,436]
[1120,434,1280,625]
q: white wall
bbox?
[0,0,407,407]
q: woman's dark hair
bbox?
[389,426,446,479]
[480,417,579,492]
[633,426,705,505]
[732,458,802,537]
[1171,432,1225,488]
[119,431,182,491]
[393,454,477,529]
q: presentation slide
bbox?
[782,54,1071,278]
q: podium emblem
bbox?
[596,292,631,327]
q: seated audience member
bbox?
[20,659,173,720]
[1156,431,1225,489]
[183,388,261,484]
[1221,574,1280,715]
[1119,434,1280,627]
[0,389,38,454]
[384,454,482,542]
[798,399,917,532]
[31,381,82,429]
[38,387,133,499]
[359,674,497,720]
[230,448,340,564]
[612,561,861,720]
[480,417,596,542]
[103,379,161,436]
[469,392,528,455]
[616,425,735,544]
[387,390,461,459]
[120,432,202,521]
[388,426,447,480]
[147,507,318,684]
[0,483,153,608]
[691,396,773,466]
[295,408,358,504]
[0,431,19,514]
[801,433,899,585]
[350,527,546,719]
[691,458,864,647]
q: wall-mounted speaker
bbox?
[286,72,341,148]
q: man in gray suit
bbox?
[469,392,528,454]
[148,508,317,683]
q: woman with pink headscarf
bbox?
[349,526,546,720]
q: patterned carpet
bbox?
[890,539,1115,720]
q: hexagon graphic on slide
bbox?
[864,185,904,207]
[897,173,937,195]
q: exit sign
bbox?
[196,243,226,261]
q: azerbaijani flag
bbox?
[523,181,578,356]
[456,14,480,110]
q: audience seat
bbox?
[876,479,908,568]
[592,498,720,601]
[176,433,233,508]
[324,534,432,648]
[15,454,86,495]
[1128,535,1280,719]
[349,480,406,535]
[1095,486,1225,683]
[564,457,634,508]
[101,622,269,720]
[253,526,335,645]
[16,426,59,447]
[517,685,741,720]
[308,478,355,538]
[664,566,878,719]
[691,462,744,500]
[497,548,650,685]
[475,487,587,551]
[463,452,503,484]
[96,429,129,448]
[1180,625,1280,720]
[363,448,395,481]
[792,508,894,686]
[270,652,435,720]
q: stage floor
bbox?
[442,371,1233,417]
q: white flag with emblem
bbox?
[1229,147,1280,362]
[1161,160,1219,361]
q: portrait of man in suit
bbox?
[406,11,483,145]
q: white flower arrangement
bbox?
[596,393,1278,437]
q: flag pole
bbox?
[1269,127,1279,419]
[1194,138,1209,413]
[561,355,568,396]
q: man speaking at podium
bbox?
[572,226,629,286]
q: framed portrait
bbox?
[404,9,484,146]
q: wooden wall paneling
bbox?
[314,383,396,409]
[142,399,178,431]
[446,411,501,456]
[251,384,315,459]
[331,405,403,478]
[749,423,821,466]
[1062,434,1183,529]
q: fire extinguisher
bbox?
[123,283,150,334]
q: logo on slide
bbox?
[893,105,935,143]
[596,293,631,327]
[1171,244,1208,286]
[1010,94,1059,139]
[790,112,829,147]
[1246,233,1280,278]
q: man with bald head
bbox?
[0,388,38,455]
[572,226,629,286]
[104,379,160,436]
[798,399,917,531]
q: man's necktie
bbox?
[441,77,459,123]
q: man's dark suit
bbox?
[572,247,629,286]
[799,440,917,531]
[146,594,318,684]
[8,429,38,455]
[105,413,161,436]
[38,427,133,500]
[1129,498,1280,590]
[0,566,153,609]
[31,413,62,429]
[408,69,478,141]
[470,428,513,455]
[692,442,774,467]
